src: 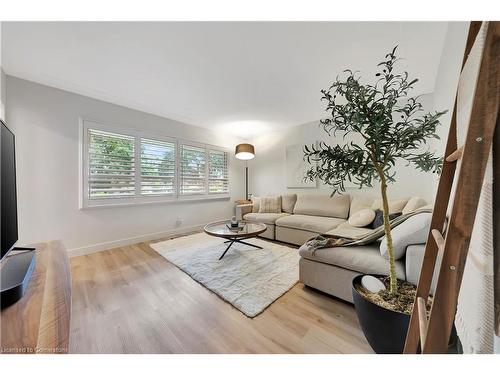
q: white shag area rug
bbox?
[150,233,300,317]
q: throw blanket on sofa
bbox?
[300,208,433,255]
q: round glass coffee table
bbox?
[204,220,267,260]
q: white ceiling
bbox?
[2,22,448,138]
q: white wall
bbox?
[249,22,470,205]
[6,76,245,255]
[431,22,469,154]
[249,94,439,203]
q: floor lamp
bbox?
[234,143,255,200]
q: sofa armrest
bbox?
[405,244,443,294]
[236,204,253,221]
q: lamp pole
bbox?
[245,161,249,200]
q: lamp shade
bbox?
[235,143,255,160]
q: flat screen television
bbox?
[1,119,19,261]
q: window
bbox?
[80,120,230,208]
[180,144,206,195]
[87,129,135,199]
[140,138,176,196]
[208,150,229,194]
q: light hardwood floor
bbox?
[69,235,373,353]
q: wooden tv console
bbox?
[1,240,71,354]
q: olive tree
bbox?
[304,47,445,295]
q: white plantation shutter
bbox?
[180,144,206,195]
[82,121,230,207]
[208,149,229,194]
[87,129,135,198]
[140,138,175,196]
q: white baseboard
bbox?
[68,224,205,257]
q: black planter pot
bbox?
[352,274,410,354]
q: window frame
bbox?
[79,118,230,209]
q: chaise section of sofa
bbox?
[299,242,406,302]
[300,211,435,303]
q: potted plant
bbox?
[304,47,445,353]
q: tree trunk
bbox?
[379,173,398,295]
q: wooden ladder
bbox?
[404,21,500,354]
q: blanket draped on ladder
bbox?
[453,21,497,353]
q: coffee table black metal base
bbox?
[204,220,267,261]
[219,238,263,260]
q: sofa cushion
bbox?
[299,242,405,279]
[371,198,409,214]
[281,194,297,213]
[348,208,376,227]
[402,197,427,215]
[276,226,318,246]
[275,214,345,233]
[243,212,290,225]
[380,212,432,261]
[259,196,282,213]
[326,222,374,239]
[293,193,350,219]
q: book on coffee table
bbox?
[226,224,245,232]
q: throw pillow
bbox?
[402,197,427,215]
[259,196,282,213]
[380,212,432,261]
[371,198,408,214]
[251,197,260,213]
[370,210,402,229]
[348,208,376,228]
[349,195,375,217]
[281,194,297,213]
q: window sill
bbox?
[80,194,231,210]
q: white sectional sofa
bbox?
[236,193,434,302]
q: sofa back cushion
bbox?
[281,194,297,213]
[293,193,350,219]
[379,212,432,261]
[259,196,282,213]
[402,197,427,215]
[371,198,409,214]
